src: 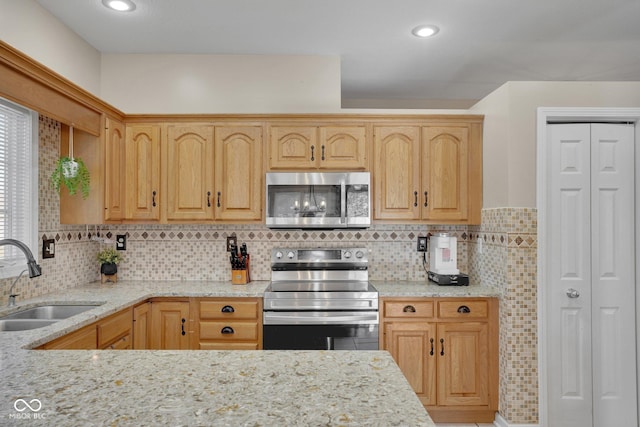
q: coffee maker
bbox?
[427,233,469,286]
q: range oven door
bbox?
[263,311,379,350]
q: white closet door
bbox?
[547,123,637,427]
[548,123,593,427]
[590,123,637,426]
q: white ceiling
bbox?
[36,0,640,109]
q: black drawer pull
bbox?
[221,326,234,334]
[457,305,471,314]
[429,338,434,356]
[221,305,235,313]
[440,338,445,356]
[181,318,186,336]
[403,305,416,313]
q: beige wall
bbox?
[100,54,342,113]
[0,0,101,94]
[471,81,640,208]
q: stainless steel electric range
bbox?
[263,247,379,350]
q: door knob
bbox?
[566,288,580,298]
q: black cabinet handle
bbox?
[311,145,315,161]
[457,305,471,314]
[221,326,234,334]
[221,305,235,313]
[430,338,434,356]
[414,191,418,207]
[181,318,186,336]
[440,338,444,356]
[217,191,221,208]
[403,305,416,313]
[152,191,157,207]
[321,145,325,161]
[424,191,428,207]
[207,191,211,207]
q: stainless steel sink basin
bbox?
[0,304,101,332]
[0,319,59,331]
[0,304,100,320]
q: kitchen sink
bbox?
[0,304,101,320]
[0,304,103,331]
[0,319,59,331]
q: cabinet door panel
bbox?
[422,126,469,221]
[385,322,437,405]
[318,126,366,170]
[104,118,125,221]
[268,126,317,169]
[214,126,262,220]
[437,322,489,406]
[374,127,421,219]
[126,125,160,220]
[166,125,214,220]
[133,302,151,349]
[150,301,190,349]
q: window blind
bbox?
[0,97,38,277]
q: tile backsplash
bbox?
[0,116,539,425]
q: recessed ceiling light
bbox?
[412,25,439,38]
[102,0,136,12]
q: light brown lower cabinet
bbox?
[381,297,498,423]
[149,299,191,350]
[194,298,263,350]
[39,308,132,350]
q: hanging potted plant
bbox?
[96,247,123,278]
[50,125,91,198]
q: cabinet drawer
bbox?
[200,301,258,319]
[437,300,488,319]
[98,309,132,347]
[199,321,258,340]
[384,300,434,318]
[102,334,131,350]
[200,342,258,350]
[43,325,97,349]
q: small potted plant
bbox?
[96,247,123,282]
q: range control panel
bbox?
[271,248,368,264]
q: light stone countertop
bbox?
[0,280,436,426]
[373,280,502,298]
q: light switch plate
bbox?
[42,239,55,259]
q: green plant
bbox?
[50,156,91,199]
[96,247,123,265]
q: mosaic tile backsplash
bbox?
[0,116,539,425]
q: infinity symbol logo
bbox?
[14,398,42,412]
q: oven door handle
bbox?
[263,311,379,325]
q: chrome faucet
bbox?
[1,239,42,306]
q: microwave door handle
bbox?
[340,181,346,224]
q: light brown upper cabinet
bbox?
[374,120,482,224]
[268,124,367,170]
[60,116,125,224]
[104,117,125,221]
[214,126,263,221]
[165,124,215,221]
[125,124,161,221]
[163,123,263,222]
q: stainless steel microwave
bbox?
[265,172,371,229]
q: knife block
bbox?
[231,255,251,285]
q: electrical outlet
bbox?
[42,239,55,259]
[116,235,127,250]
[226,235,237,252]
[417,236,428,252]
